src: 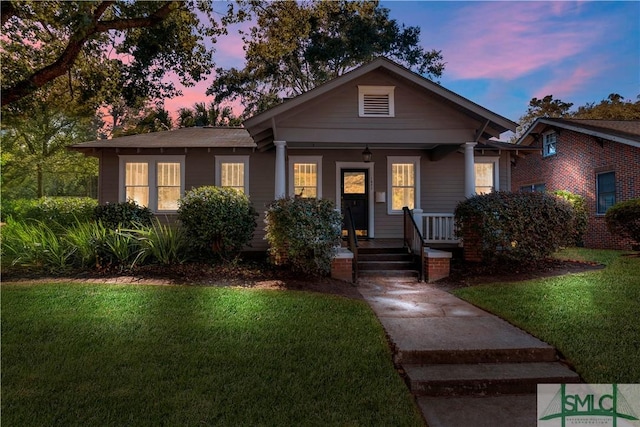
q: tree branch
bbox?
[2,1,179,107]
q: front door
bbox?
[341,169,369,238]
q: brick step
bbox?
[359,260,417,270]
[404,362,580,396]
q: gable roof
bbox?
[516,118,640,148]
[243,57,517,147]
[70,127,255,152]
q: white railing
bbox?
[411,211,460,244]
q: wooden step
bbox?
[404,362,580,396]
[359,260,417,270]
[358,269,420,279]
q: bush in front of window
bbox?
[605,198,640,247]
[1,197,97,229]
[264,197,342,276]
[94,200,154,229]
[177,186,258,260]
[455,191,576,263]
[553,190,588,246]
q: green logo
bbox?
[539,384,639,427]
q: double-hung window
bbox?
[387,156,420,214]
[543,132,557,157]
[596,171,616,214]
[120,156,184,212]
[289,156,322,198]
[474,157,500,194]
[215,156,249,193]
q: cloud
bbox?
[533,58,608,100]
[440,2,605,81]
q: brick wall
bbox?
[512,129,639,250]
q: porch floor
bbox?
[342,238,459,251]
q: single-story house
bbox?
[513,118,640,250]
[72,57,523,252]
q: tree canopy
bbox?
[1,0,224,107]
[208,0,445,116]
[177,102,243,128]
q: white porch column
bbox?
[463,142,477,198]
[274,140,287,199]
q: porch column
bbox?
[463,142,477,198]
[274,140,287,199]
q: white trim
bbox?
[542,131,557,157]
[215,155,250,193]
[335,161,375,238]
[358,85,395,117]
[474,156,500,193]
[118,155,185,213]
[288,155,323,198]
[387,156,421,215]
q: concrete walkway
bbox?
[357,276,580,427]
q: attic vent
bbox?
[358,85,395,117]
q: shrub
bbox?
[553,190,588,246]
[264,197,342,275]
[455,191,576,263]
[606,198,640,245]
[127,220,189,265]
[94,201,153,229]
[177,186,257,260]
[1,197,97,228]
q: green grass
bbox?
[1,284,424,427]
[454,248,640,383]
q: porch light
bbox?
[362,145,372,163]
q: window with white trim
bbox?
[474,157,499,194]
[289,156,322,198]
[543,132,557,157]
[596,171,615,214]
[387,156,420,214]
[215,156,249,193]
[358,86,395,117]
[119,155,185,212]
[520,183,546,193]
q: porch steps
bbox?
[357,247,420,279]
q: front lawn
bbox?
[1,284,424,426]
[454,248,640,383]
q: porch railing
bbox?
[403,207,425,281]
[416,213,460,244]
[344,207,358,283]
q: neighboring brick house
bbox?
[513,118,640,250]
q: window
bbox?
[119,156,185,212]
[387,156,420,214]
[474,157,499,194]
[520,183,546,193]
[597,171,616,214]
[215,156,249,193]
[289,156,322,198]
[358,86,395,117]
[543,132,557,157]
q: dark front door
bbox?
[341,169,369,238]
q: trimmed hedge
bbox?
[455,191,576,263]
[94,201,154,229]
[177,186,257,260]
[606,198,640,245]
[264,197,342,275]
[553,190,588,246]
[1,197,97,228]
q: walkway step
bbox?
[404,362,579,396]
[358,253,413,262]
[358,269,419,279]
[359,260,416,270]
[418,394,538,427]
[379,317,558,365]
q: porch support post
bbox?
[274,140,287,199]
[463,142,477,198]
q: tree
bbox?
[209,0,445,116]
[573,93,640,120]
[1,1,224,107]
[177,102,243,128]
[111,104,173,137]
[1,82,99,199]
[513,95,574,140]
